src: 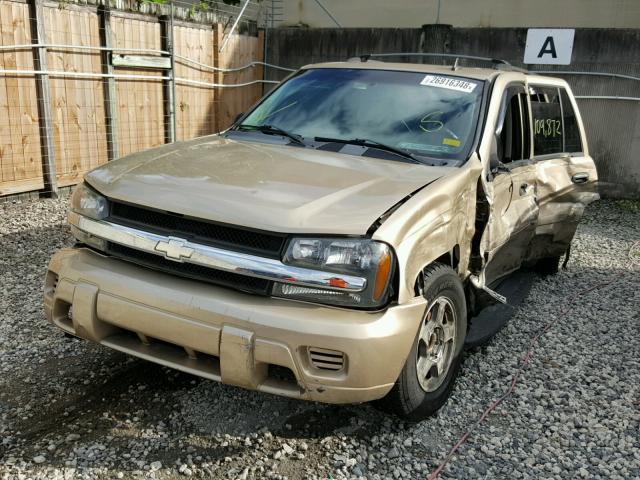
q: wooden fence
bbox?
[0,0,265,197]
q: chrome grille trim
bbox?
[68,212,367,293]
[108,201,287,258]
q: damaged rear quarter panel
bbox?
[373,155,483,304]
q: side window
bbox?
[497,88,531,163]
[529,85,584,156]
[529,86,563,156]
[559,88,583,153]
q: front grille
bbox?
[107,243,271,295]
[108,201,287,258]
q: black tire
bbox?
[534,255,561,275]
[376,263,467,421]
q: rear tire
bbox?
[376,263,467,421]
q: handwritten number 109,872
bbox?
[534,118,562,138]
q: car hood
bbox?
[86,136,453,235]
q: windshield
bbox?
[239,68,484,162]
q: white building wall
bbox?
[277,0,640,29]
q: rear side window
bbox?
[530,86,563,155]
[529,85,583,156]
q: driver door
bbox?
[480,84,539,286]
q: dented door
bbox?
[480,84,540,286]
[482,163,539,284]
[526,83,599,261]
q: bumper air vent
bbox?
[307,347,346,372]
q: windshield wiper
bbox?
[236,124,306,146]
[314,137,422,164]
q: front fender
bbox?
[373,157,482,304]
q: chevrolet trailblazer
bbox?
[44,58,598,419]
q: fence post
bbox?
[28,0,57,198]
[98,6,119,161]
[214,24,223,133]
[420,24,453,64]
[160,14,176,144]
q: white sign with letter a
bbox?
[524,29,575,65]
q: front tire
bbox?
[377,263,467,421]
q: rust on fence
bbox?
[0,0,267,197]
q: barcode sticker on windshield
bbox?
[420,75,478,93]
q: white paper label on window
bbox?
[420,75,478,93]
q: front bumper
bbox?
[44,248,426,404]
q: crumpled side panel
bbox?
[374,156,483,304]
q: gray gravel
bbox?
[1,197,639,480]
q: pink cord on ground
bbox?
[426,273,625,480]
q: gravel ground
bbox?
[1,197,639,480]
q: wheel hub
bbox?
[426,327,443,356]
[416,296,457,392]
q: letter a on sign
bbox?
[524,29,575,65]
[538,37,557,59]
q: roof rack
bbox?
[352,52,528,73]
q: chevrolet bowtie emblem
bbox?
[154,237,194,262]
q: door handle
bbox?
[519,183,529,196]
[572,172,589,184]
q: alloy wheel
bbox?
[415,296,457,392]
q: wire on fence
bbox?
[0,44,296,73]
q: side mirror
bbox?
[489,134,509,176]
[233,112,244,124]
[489,134,501,171]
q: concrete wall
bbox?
[277,0,640,29]
[264,27,640,198]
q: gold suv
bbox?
[44,59,598,420]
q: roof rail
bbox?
[355,52,527,72]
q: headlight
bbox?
[70,182,109,220]
[273,238,394,308]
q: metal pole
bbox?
[219,0,252,53]
[0,43,297,73]
[574,96,640,101]
[0,43,169,55]
[535,71,640,82]
[98,6,120,161]
[262,1,270,95]
[169,2,177,142]
[313,0,342,28]
[29,0,57,198]
[160,12,176,144]
[0,69,281,87]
